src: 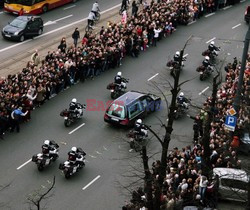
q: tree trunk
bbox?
[141,146,154,210]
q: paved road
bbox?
[0,2,249,210]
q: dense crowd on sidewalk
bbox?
[122,56,250,210]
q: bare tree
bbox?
[27,176,56,210]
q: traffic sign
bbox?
[227,108,236,116]
[225,115,237,131]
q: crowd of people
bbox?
[0,0,238,136]
[122,56,250,209]
[0,0,241,137]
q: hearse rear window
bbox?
[107,104,125,119]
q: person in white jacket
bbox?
[153,26,162,46]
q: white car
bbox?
[213,167,249,203]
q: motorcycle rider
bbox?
[69,98,83,118]
[173,51,186,66]
[42,140,59,159]
[134,119,148,138]
[68,147,86,168]
[208,41,220,56]
[114,72,127,89]
[202,56,213,73]
[91,1,100,19]
[177,92,189,109]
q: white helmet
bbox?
[179,92,184,97]
[71,147,77,152]
[205,56,210,61]
[175,51,180,56]
[136,119,142,124]
[44,140,50,145]
[117,72,122,76]
[72,98,77,103]
[210,41,214,45]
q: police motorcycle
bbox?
[32,140,59,171]
[173,93,190,120]
[127,119,148,152]
[59,147,86,179]
[196,56,214,81]
[60,99,86,127]
[166,51,187,76]
[202,41,220,64]
[107,72,129,99]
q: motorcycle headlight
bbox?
[14,31,19,35]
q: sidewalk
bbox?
[0,4,126,77]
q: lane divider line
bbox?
[223,5,232,10]
[240,0,246,2]
[17,159,32,170]
[82,175,101,190]
[188,20,196,25]
[199,86,210,95]
[205,13,215,18]
[63,5,76,10]
[206,37,216,44]
[68,123,85,134]
[96,151,102,155]
[147,73,159,81]
[232,23,241,29]
[183,53,188,58]
[54,15,73,22]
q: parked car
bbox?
[213,167,249,203]
[238,132,250,155]
[104,90,161,127]
[245,6,250,23]
[2,15,43,41]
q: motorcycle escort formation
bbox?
[59,147,86,179]
[32,140,59,171]
[107,76,129,99]
[60,103,86,127]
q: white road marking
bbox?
[232,23,241,29]
[188,20,196,25]
[0,40,31,53]
[89,154,97,158]
[147,73,159,81]
[85,160,89,163]
[240,0,246,2]
[44,15,73,26]
[206,37,216,44]
[103,146,108,151]
[96,151,102,155]
[17,159,32,170]
[223,5,232,10]
[0,12,4,15]
[63,5,76,10]
[199,86,210,95]
[183,53,188,58]
[82,175,101,190]
[41,185,46,189]
[205,13,215,18]
[44,21,57,26]
[54,14,73,22]
[68,123,85,134]
[0,4,122,53]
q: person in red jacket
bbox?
[18,8,24,16]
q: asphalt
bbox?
[0,1,249,210]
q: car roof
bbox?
[213,167,249,182]
[114,91,145,106]
[16,15,41,21]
